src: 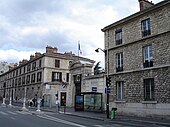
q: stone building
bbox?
[102,0,170,118]
[0,46,95,107]
[69,61,106,112]
[0,62,15,75]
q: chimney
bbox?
[35,52,41,58]
[30,55,34,60]
[19,61,22,66]
[14,63,18,68]
[22,59,28,64]
[138,0,154,11]
[46,46,58,54]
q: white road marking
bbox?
[93,125,103,127]
[10,117,16,120]
[37,114,87,127]
[15,111,32,115]
[6,111,18,115]
[0,111,8,115]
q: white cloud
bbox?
[0,0,163,67]
[0,49,37,63]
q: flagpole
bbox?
[78,41,80,60]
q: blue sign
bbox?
[92,87,97,92]
[105,88,111,94]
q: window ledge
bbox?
[114,100,126,103]
[141,101,157,104]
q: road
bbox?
[0,106,121,127]
[0,105,169,127]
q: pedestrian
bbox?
[41,96,44,107]
[56,98,60,113]
[32,97,36,106]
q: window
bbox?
[39,60,42,68]
[66,73,69,82]
[15,78,17,86]
[141,18,151,37]
[55,59,60,68]
[116,52,123,72]
[116,81,124,100]
[16,70,18,76]
[23,67,26,73]
[31,73,36,83]
[18,78,21,85]
[115,29,122,45]
[19,68,22,75]
[144,78,154,101]
[22,76,25,84]
[143,45,153,68]
[32,62,36,70]
[27,64,31,72]
[26,75,30,84]
[37,72,42,82]
[52,72,62,82]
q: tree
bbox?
[94,62,102,75]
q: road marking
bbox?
[6,111,18,115]
[93,125,103,127]
[37,114,87,127]
[15,111,32,115]
[0,111,8,115]
[10,117,16,120]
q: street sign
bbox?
[105,88,111,94]
[92,87,97,92]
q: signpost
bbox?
[105,88,111,94]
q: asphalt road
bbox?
[0,106,134,127]
[0,105,169,127]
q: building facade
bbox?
[0,62,15,75]
[0,46,95,107]
[69,61,106,112]
[102,0,170,118]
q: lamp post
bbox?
[95,48,110,118]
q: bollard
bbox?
[2,98,6,106]
[36,99,41,112]
[22,98,28,111]
[9,97,12,106]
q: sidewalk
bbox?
[39,106,170,126]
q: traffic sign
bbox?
[105,88,111,94]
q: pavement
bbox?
[1,101,170,127]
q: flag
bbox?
[78,42,82,55]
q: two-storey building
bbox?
[102,0,170,118]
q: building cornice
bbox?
[101,0,170,32]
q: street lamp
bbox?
[95,47,110,118]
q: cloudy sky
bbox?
[0,0,162,67]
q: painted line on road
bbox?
[37,114,87,127]
[16,111,32,115]
[6,111,18,115]
[0,111,8,115]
